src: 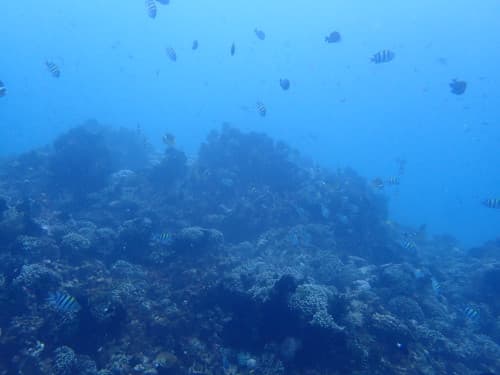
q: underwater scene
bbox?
[0,1,499,374]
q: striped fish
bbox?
[152,232,173,245]
[372,177,384,190]
[400,239,417,252]
[47,291,80,313]
[162,133,176,146]
[0,80,6,97]
[46,61,60,78]
[145,0,157,19]
[166,47,177,62]
[462,305,480,322]
[431,277,441,294]
[386,176,400,186]
[256,101,266,117]
[482,198,500,209]
[254,28,266,41]
[371,50,395,64]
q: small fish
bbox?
[396,158,406,175]
[256,101,266,117]
[279,78,290,91]
[325,31,341,43]
[395,342,408,354]
[482,198,500,209]
[371,177,384,190]
[449,79,467,95]
[145,0,157,18]
[436,57,448,65]
[462,305,480,322]
[371,50,395,64]
[431,277,441,294]
[402,230,417,239]
[162,133,176,147]
[386,176,400,186]
[230,42,236,56]
[0,80,6,97]
[47,291,80,313]
[402,225,425,240]
[152,232,173,245]
[414,269,425,279]
[158,233,171,242]
[192,40,199,50]
[166,47,177,62]
[254,28,266,40]
[46,61,61,78]
[400,239,417,251]
[321,205,330,219]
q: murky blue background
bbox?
[1,0,499,246]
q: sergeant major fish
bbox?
[325,31,341,43]
[166,47,177,62]
[371,50,395,64]
[47,291,80,314]
[462,305,480,322]
[46,61,60,78]
[152,232,173,245]
[145,0,157,18]
[279,78,290,91]
[396,157,407,175]
[162,132,176,147]
[431,277,441,294]
[371,177,384,190]
[254,28,266,40]
[386,176,400,186]
[400,239,417,252]
[449,79,467,95]
[256,101,266,117]
[482,198,500,209]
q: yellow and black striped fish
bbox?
[371,177,384,190]
[396,157,406,175]
[256,101,266,117]
[166,47,177,62]
[46,61,60,78]
[158,233,171,242]
[386,176,400,186]
[400,239,417,252]
[47,291,80,313]
[145,0,157,19]
[0,80,6,97]
[152,232,173,245]
[482,198,500,209]
[371,49,395,64]
[162,133,176,147]
[462,304,480,322]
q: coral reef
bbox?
[0,122,498,374]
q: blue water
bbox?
[1,0,499,246]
